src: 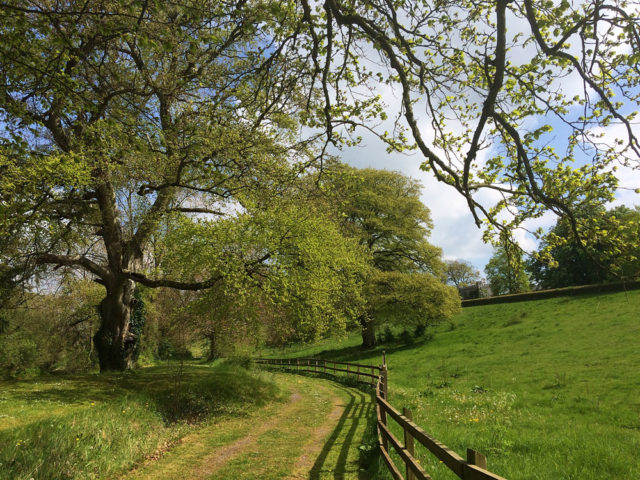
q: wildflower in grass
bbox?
[90,402,95,406]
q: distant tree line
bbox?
[447,204,640,298]
[478,205,640,296]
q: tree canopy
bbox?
[527,205,640,288]
[325,164,444,274]
[0,1,331,369]
[445,260,481,288]
[302,0,639,257]
[485,246,531,295]
[324,164,459,346]
[1,0,638,369]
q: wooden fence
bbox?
[255,355,507,480]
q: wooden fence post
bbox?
[382,354,388,401]
[379,363,389,452]
[467,448,488,470]
[403,407,416,480]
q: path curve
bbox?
[123,373,374,480]
[188,391,304,479]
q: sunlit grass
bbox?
[272,290,640,479]
[0,362,280,480]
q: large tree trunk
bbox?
[93,278,140,371]
[207,332,219,362]
[360,316,377,349]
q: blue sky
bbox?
[327,2,640,275]
[336,120,640,275]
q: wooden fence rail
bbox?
[255,355,507,480]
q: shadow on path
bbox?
[308,383,376,480]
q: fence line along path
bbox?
[255,355,507,480]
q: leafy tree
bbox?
[445,260,481,288]
[3,0,639,368]
[325,164,459,347]
[528,205,640,288]
[327,164,444,274]
[0,1,323,370]
[485,247,530,296]
[364,270,460,336]
[156,188,370,349]
[300,0,639,258]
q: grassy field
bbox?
[264,290,640,480]
[0,361,281,479]
[3,290,638,479]
[0,360,377,479]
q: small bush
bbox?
[414,323,427,337]
[221,355,253,370]
[399,329,414,345]
[0,337,38,378]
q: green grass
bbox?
[269,290,640,480]
[1,361,378,479]
[120,370,376,480]
[0,362,280,480]
[4,290,638,479]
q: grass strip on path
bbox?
[124,372,377,480]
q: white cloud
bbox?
[324,11,639,272]
[334,135,495,272]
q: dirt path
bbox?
[124,373,374,480]
[285,394,345,479]
[187,391,304,479]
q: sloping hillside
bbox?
[277,290,640,479]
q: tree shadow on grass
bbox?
[307,383,376,480]
[310,336,434,365]
[2,364,279,426]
